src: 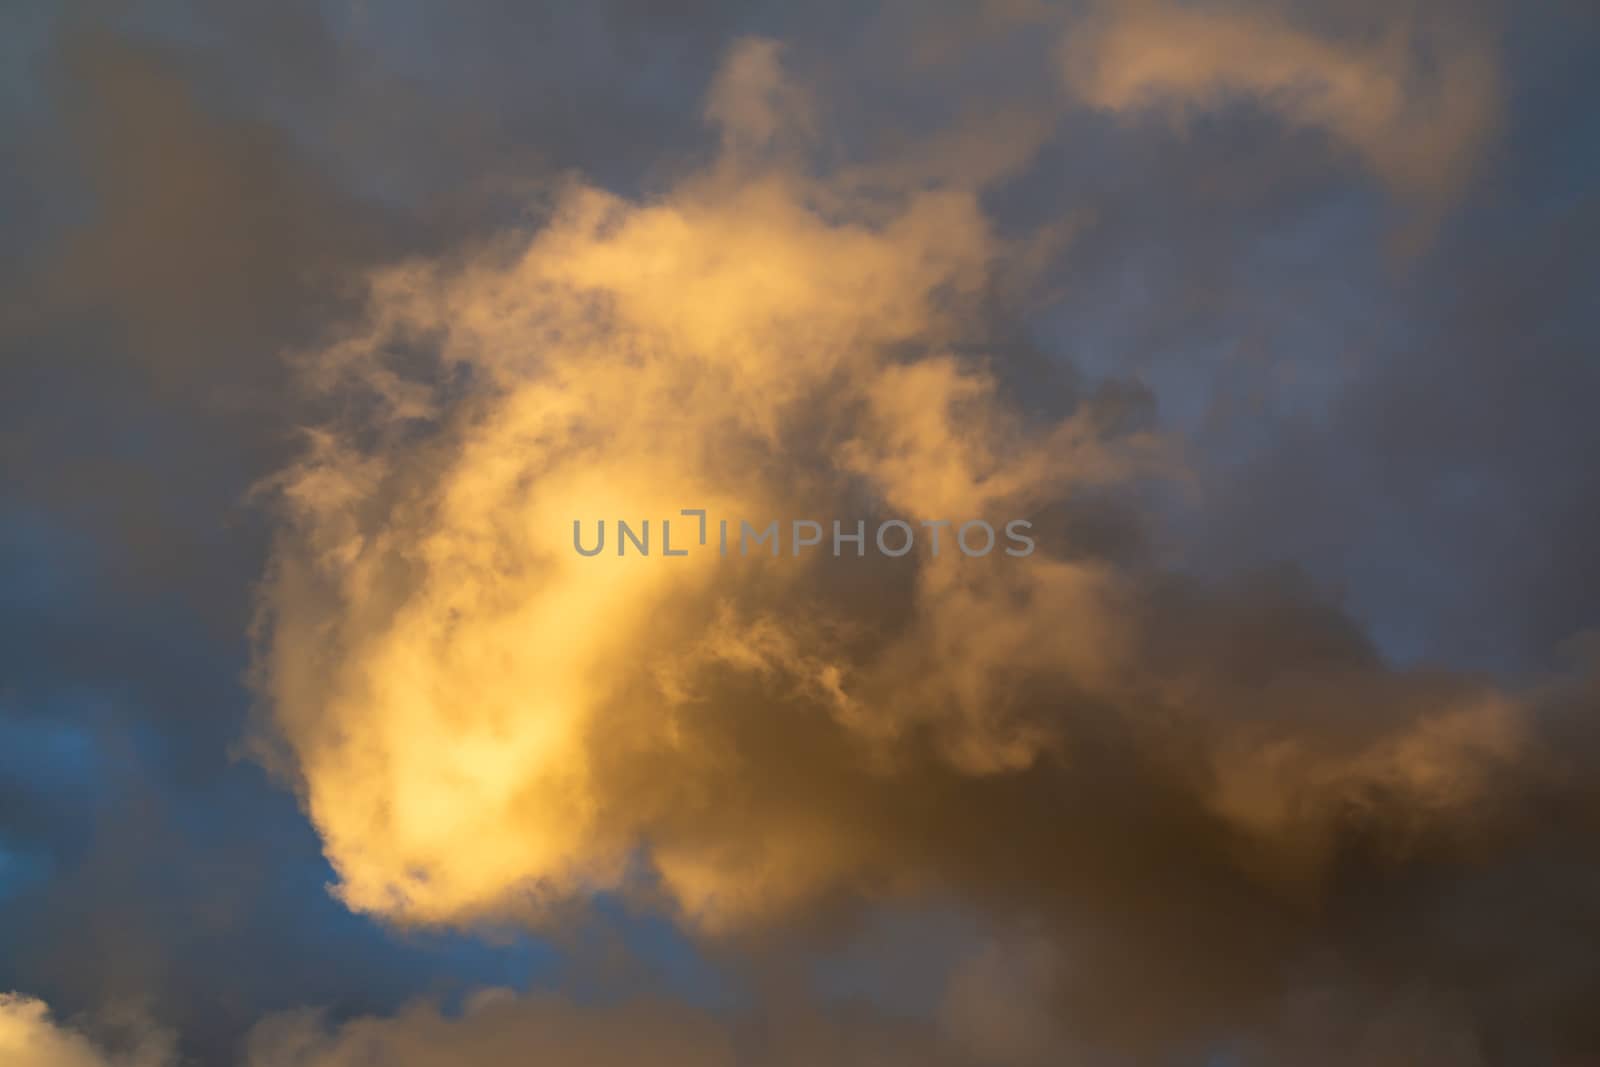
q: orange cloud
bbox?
[252,29,1542,1057]
[0,995,172,1067]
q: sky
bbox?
[1,1,1599,1064]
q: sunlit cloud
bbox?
[17,0,1600,1062]
[0,995,172,1067]
[1062,0,1500,203]
[256,42,1539,1046]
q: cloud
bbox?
[0,995,172,1067]
[0,973,1505,1067]
[1062,0,1501,203]
[258,35,1093,927]
[242,993,737,1067]
[248,34,1593,1058]
[7,1,1599,1063]
[10,983,1047,1067]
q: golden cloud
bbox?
[0,995,172,1067]
[252,30,1540,1056]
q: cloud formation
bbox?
[246,32,1600,1059]
[7,0,1600,1063]
[259,37,1081,925]
[0,995,171,1067]
[1063,0,1501,202]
